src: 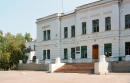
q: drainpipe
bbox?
[118,0,123,59]
[59,14,62,59]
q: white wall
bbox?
[36,16,61,60]
[36,0,130,62]
[120,0,130,57]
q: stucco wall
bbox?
[35,0,130,62]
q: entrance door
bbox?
[92,45,99,59]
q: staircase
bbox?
[55,63,94,73]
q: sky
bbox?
[0,0,99,39]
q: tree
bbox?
[0,35,11,70]
[0,30,3,36]
[0,32,31,70]
[25,32,32,42]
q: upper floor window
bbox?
[82,22,86,35]
[125,14,130,29]
[71,25,75,37]
[43,31,46,41]
[64,27,68,38]
[92,19,99,33]
[125,42,130,55]
[43,30,51,41]
[47,30,50,40]
[105,17,111,31]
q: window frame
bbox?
[92,19,99,33]
[81,46,87,58]
[125,42,130,55]
[104,43,112,56]
[47,30,51,40]
[82,22,86,35]
[71,48,75,59]
[125,14,130,29]
[47,50,50,59]
[64,27,68,38]
[64,48,68,59]
[43,50,46,60]
[105,17,111,31]
[71,25,75,37]
[43,31,46,41]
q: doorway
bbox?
[92,45,99,59]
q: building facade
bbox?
[35,0,130,63]
[25,41,36,63]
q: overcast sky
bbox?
[0,0,99,39]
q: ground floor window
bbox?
[81,46,87,58]
[64,48,68,59]
[32,56,37,62]
[104,43,112,56]
[43,50,46,60]
[43,49,50,60]
[125,42,130,55]
[71,48,75,59]
[47,50,50,59]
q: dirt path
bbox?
[0,71,130,83]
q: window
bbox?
[47,50,50,59]
[76,47,80,54]
[64,48,68,59]
[125,14,130,29]
[81,46,87,58]
[43,50,46,60]
[105,17,111,31]
[71,48,75,59]
[32,56,37,62]
[71,25,75,37]
[34,45,36,51]
[92,19,99,32]
[125,42,130,55]
[43,50,50,60]
[104,43,112,56]
[43,31,46,41]
[82,22,86,34]
[47,30,50,40]
[43,30,51,41]
[64,27,68,38]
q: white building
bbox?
[35,0,130,63]
[25,41,36,63]
[26,41,36,51]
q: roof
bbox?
[36,0,119,22]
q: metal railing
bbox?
[60,58,95,63]
[106,56,126,62]
[26,55,129,64]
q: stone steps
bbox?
[55,63,94,73]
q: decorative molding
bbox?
[42,25,50,29]
[103,11,112,15]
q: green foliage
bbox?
[0,32,32,70]
[25,32,32,42]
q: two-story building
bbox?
[35,0,130,63]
